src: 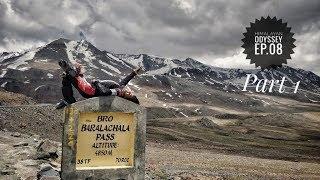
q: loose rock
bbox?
[13,142,28,147]
[37,163,60,180]
[36,139,58,160]
[11,132,21,137]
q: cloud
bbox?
[289,25,320,75]
[197,49,255,70]
[0,0,319,74]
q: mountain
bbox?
[0,38,319,106]
[1,39,320,180]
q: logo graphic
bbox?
[241,16,296,69]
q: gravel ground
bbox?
[0,130,61,180]
[0,105,63,141]
[0,102,319,179]
[2,130,319,180]
[145,142,320,179]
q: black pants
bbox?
[62,72,139,104]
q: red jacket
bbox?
[75,76,96,96]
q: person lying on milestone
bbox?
[56,60,142,109]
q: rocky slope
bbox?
[0,90,35,106]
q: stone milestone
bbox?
[61,96,146,180]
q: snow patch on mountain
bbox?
[35,85,45,91]
[179,112,188,117]
[0,52,20,62]
[6,50,36,70]
[47,73,53,79]
[165,92,173,98]
[65,41,77,62]
[18,67,31,71]
[171,69,182,77]
[123,54,143,67]
[98,60,121,74]
[101,69,115,76]
[106,53,122,62]
[35,59,48,63]
[65,40,99,69]
[146,59,178,75]
[277,71,295,84]
[107,53,133,69]
[0,70,7,78]
[205,79,216,85]
[1,82,7,87]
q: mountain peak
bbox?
[183,57,204,68]
[79,31,87,41]
[50,38,70,44]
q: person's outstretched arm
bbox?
[119,67,143,86]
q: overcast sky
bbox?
[0,0,319,74]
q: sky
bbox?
[0,0,319,74]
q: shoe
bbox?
[58,60,77,77]
[55,100,69,109]
[134,66,144,75]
